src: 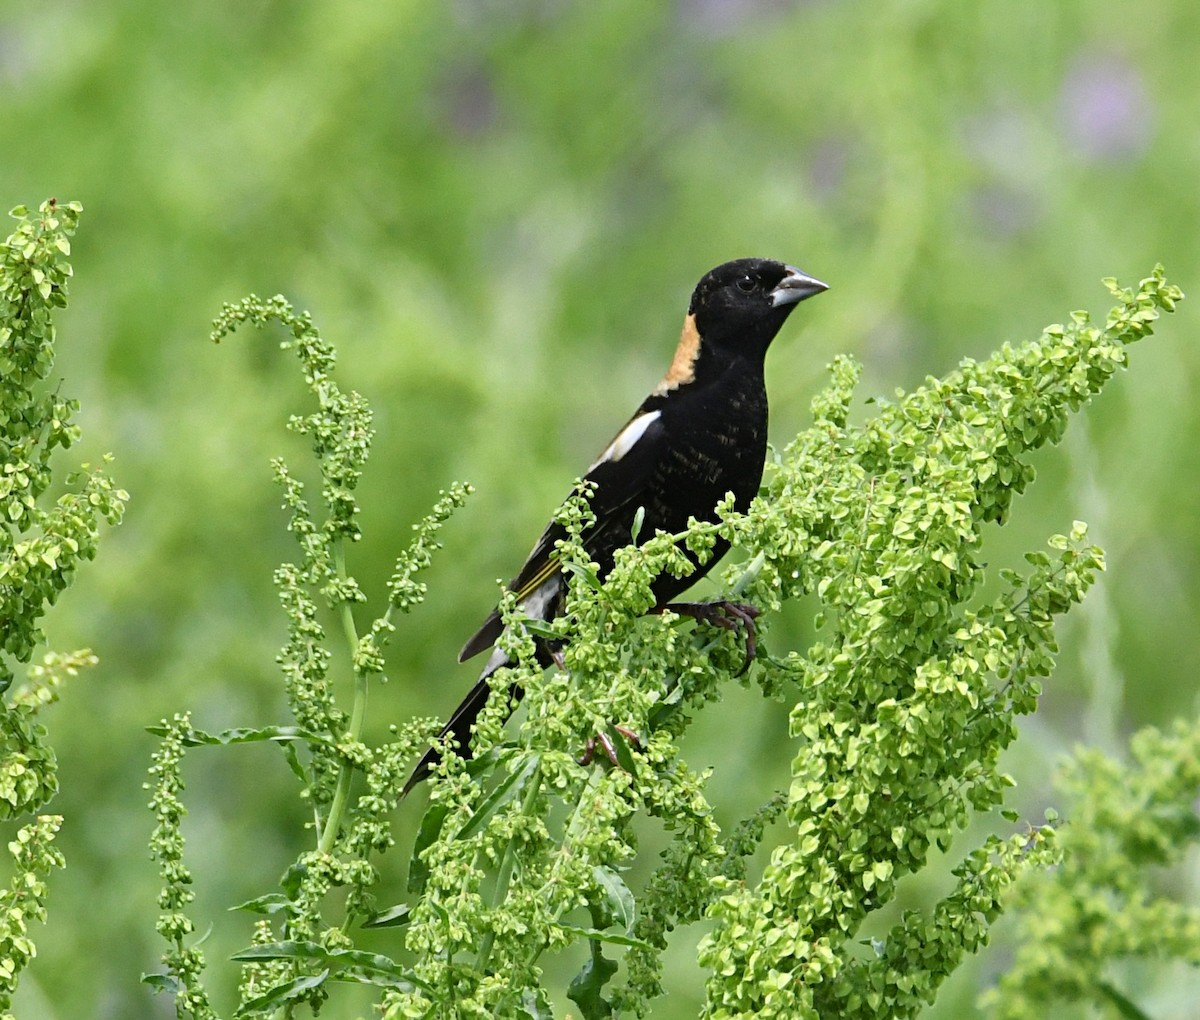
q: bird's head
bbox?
[688,258,827,358]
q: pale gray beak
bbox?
[770,266,829,307]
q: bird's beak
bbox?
[770,266,829,307]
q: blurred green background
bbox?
[3,0,1198,1016]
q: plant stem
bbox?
[476,760,543,973]
[318,537,370,855]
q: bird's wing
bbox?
[458,406,668,662]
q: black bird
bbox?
[406,258,827,791]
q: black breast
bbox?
[642,362,768,603]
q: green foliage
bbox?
[0,200,126,692]
[0,815,64,1020]
[695,270,1181,1020]
[6,184,1187,1020]
[146,294,470,1015]
[139,271,1179,1018]
[5,6,1200,1014]
[379,271,1177,1019]
[0,201,125,1014]
[2,5,1199,1016]
[983,716,1200,1020]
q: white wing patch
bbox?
[521,573,562,619]
[590,410,662,471]
[481,573,562,678]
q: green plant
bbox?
[983,717,1200,1020]
[0,200,127,1015]
[147,294,467,1016]
[146,269,1182,1018]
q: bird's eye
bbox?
[735,274,757,293]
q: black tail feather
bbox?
[404,638,559,796]
[403,679,502,796]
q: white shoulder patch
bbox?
[590,410,661,470]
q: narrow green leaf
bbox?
[407,801,449,896]
[230,940,424,988]
[361,903,412,929]
[143,723,325,747]
[559,558,603,591]
[592,865,636,933]
[454,754,540,843]
[230,893,293,916]
[1095,982,1155,1020]
[281,740,308,783]
[553,923,651,949]
[630,505,645,543]
[234,970,329,1017]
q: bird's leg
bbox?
[577,725,642,769]
[658,600,761,675]
[545,640,643,766]
[543,642,644,770]
[576,731,619,768]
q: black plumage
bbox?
[406,258,827,791]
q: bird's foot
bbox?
[577,724,642,769]
[659,600,761,675]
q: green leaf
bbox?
[143,723,326,746]
[552,923,650,949]
[519,987,555,1019]
[361,902,413,929]
[522,617,562,640]
[454,754,540,843]
[567,949,618,1019]
[230,940,425,989]
[234,969,329,1017]
[280,860,306,900]
[592,865,636,933]
[630,505,645,543]
[406,800,450,897]
[559,558,603,591]
[141,972,182,995]
[281,740,308,784]
[1095,981,1155,1020]
[230,893,294,916]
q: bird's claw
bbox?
[577,724,642,769]
[661,600,760,675]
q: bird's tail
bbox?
[404,574,565,797]
[401,648,524,797]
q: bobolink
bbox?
[407,258,827,791]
